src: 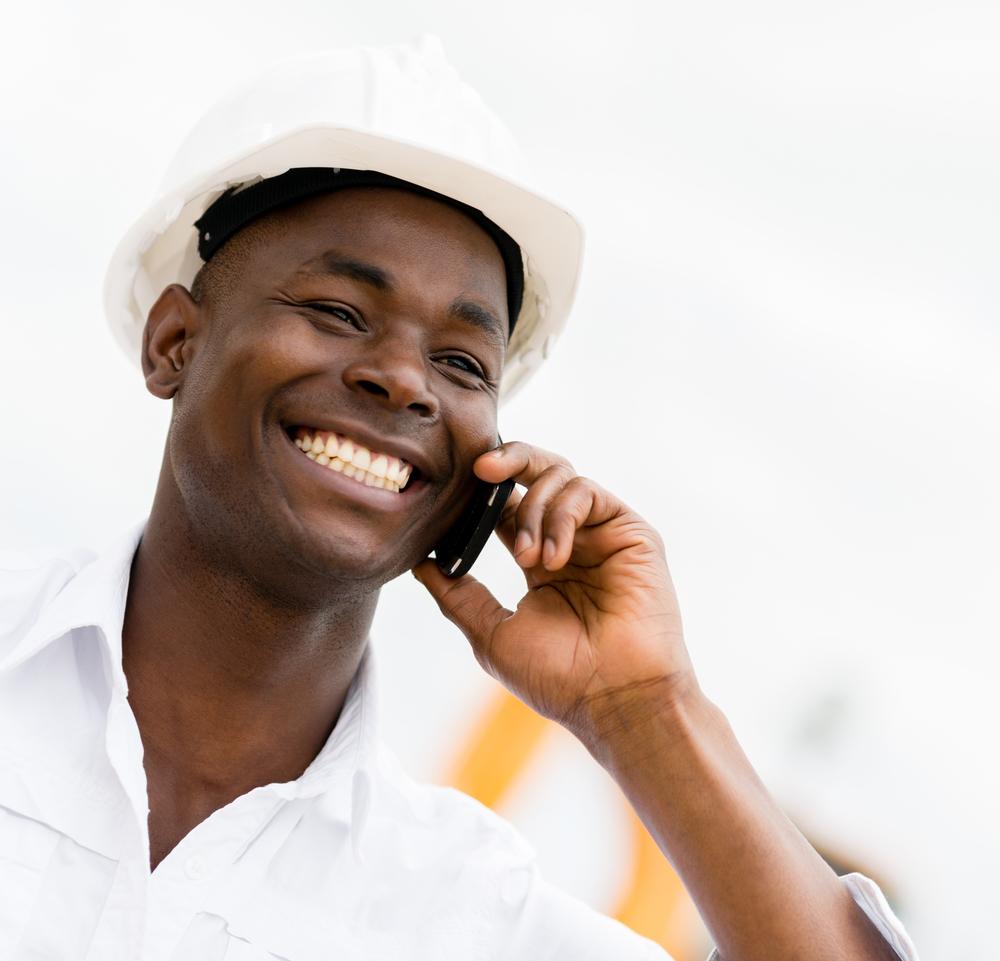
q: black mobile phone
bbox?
[433,440,515,579]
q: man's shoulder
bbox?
[0,545,96,659]
[361,747,671,960]
[371,743,537,867]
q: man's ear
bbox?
[142,284,201,399]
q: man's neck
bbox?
[122,491,378,867]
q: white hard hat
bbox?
[103,35,584,401]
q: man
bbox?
[0,39,917,960]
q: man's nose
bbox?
[341,342,439,419]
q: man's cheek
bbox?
[399,479,458,555]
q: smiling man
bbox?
[0,39,918,961]
[130,179,515,870]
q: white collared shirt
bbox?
[0,527,918,961]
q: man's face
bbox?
[155,187,508,594]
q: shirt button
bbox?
[183,855,208,880]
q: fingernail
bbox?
[514,529,532,556]
[542,537,557,566]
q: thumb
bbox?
[412,559,511,656]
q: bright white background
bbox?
[2,2,997,958]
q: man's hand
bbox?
[412,441,693,750]
[413,440,905,961]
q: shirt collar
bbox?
[2,521,382,852]
[0,521,144,684]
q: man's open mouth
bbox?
[288,427,415,494]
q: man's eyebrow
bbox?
[302,252,393,292]
[299,252,505,344]
[448,299,506,347]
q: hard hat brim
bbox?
[103,124,584,402]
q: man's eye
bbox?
[306,303,360,327]
[440,355,485,377]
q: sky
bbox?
[2,2,998,956]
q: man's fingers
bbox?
[481,446,629,571]
[510,463,576,567]
[411,560,511,666]
[474,441,573,489]
[474,442,576,568]
[539,477,601,570]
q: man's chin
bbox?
[269,507,426,588]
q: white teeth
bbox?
[295,428,412,494]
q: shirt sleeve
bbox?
[502,868,918,961]
[501,868,674,960]
[703,872,920,961]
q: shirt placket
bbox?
[141,790,289,961]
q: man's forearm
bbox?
[583,685,899,961]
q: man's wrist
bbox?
[570,672,728,777]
